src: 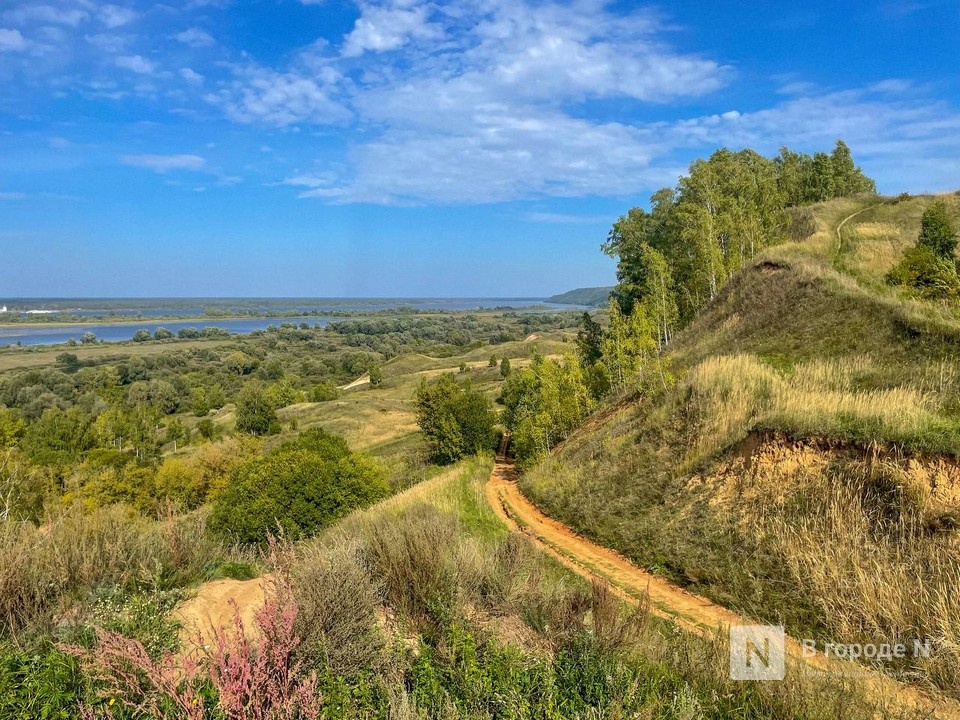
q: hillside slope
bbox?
[545,286,613,306]
[520,193,960,701]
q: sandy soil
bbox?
[175,577,267,651]
[338,372,371,390]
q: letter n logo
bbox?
[730,625,786,680]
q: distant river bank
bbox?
[0,297,586,347]
[0,317,343,347]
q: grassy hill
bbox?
[520,193,960,699]
[545,286,613,306]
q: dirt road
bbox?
[486,446,960,718]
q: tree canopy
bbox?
[208,428,387,544]
[414,374,497,464]
[603,141,876,332]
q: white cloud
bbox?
[286,0,727,202]
[173,27,215,48]
[85,32,131,52]
[0,191,26,200]
[207,65,350,126]
[281,174,335,188]
[5,4,88,27]
[180,67,204,85]
[115,54,155,74]
[98,4,137,29]
[342,4,442,57]
[0,28,28,52]
[120,154,206,172]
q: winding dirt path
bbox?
[486,446,960,719]
[835,201,884,254]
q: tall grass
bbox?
[0,505,220,637]
[685,354,960,466]
[758,460,960,693]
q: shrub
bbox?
[290,538,385,678]
[886,245,960,299]
[308,382,337,402]
[917,200,958,258]
[196,418,217,440]
[66,551,320,720]
[208,429,388,544]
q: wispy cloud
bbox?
[98,5,137,29]
[0,28,28,52]
[4,4,88,27]
[0,191,26,200]
[120,154,206,172]
[179,67,204,85]
[879,1,931,18]
[207,64,350,126]
[115,54,155,74]
[173,27,215,48]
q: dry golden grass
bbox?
[685,354,955,466]
[707,437,960,694]
[0,505,219,635]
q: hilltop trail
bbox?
[835,201,884,254]
[485,442,960,719]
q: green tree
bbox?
[80,331,97,344]
[575,312,603,366]
[153,327,174,340]
[500,358,511,378]
[368,364,384,386]
[191,386,212,417]
[501,352,593,464]
[0,407,26,448]
[308,381,338,402]
[132,329,151,342]
[264,377,302,409]
[235,383,280,436]
[224,351,254,376]
[830,139,876,196]
[55,353,81,374]
[21,407,94,465]
[415,374,497,464]
[165,418,189,447]
[207,429,388,544]
[917,201,958,259]
[489,355,498,367]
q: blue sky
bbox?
[1,0,958,297]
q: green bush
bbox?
[886,244,960,299]
[308,381,338,402]
[208,429,388,544]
